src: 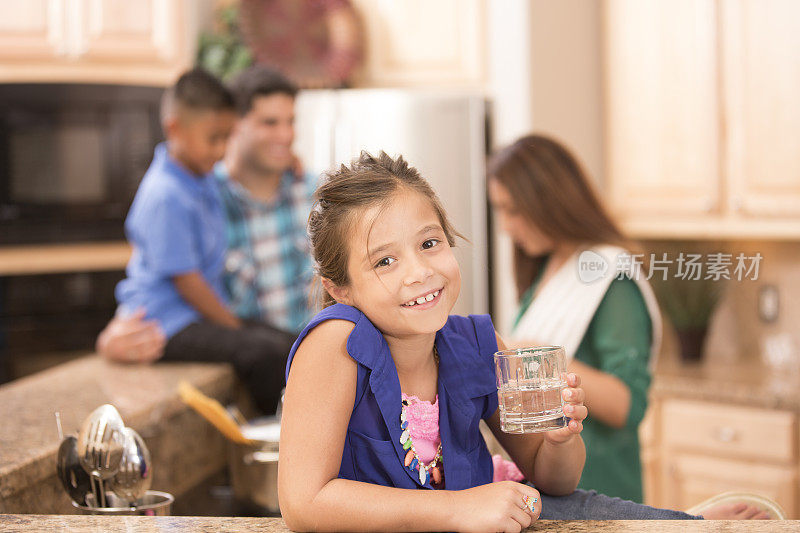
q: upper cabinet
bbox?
[604,0,800,239]
[721,0,800,219]
[0,0,66,61]
[0,0,195,86]
[604,0,720,219]
[349,0,486,88]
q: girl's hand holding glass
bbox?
[544,372,587,445]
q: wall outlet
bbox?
[761,332,797,371]
[758,284,779,323]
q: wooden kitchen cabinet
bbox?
[348,0,485,88]
[721,0,800,219]
[604,0,721,219]
[666,453,797,517]
[0,0,65,60]
[72,0,185,65]
[604,0,800,239]
[641,398,799,518]
[0,0,196,86]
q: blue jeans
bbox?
[538,489,703,520]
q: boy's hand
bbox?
[96,308,166,364]
[544,372,587,445]
[172,271,242,329]
[453,481,540,533]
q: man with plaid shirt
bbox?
[97,67,315,414]
[216,159,315,334]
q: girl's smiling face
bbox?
[328,189,461,339]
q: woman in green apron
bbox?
[487,134,660,503]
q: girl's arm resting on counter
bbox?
[279,320,539,532]
[529,425,585,495]
[485,408,584,496]
[293,477,538,533]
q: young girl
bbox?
[278,151,700,531]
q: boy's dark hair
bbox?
[160,68,234,125]
[227,66,298,116]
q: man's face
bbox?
[236,93,296,175]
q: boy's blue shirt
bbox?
[116,142,228,337]
[285,303,500,490]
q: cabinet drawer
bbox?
[667,453,797,518]
[661,399,796,462]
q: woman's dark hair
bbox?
[488,134,635,298]
[309,151,462,308]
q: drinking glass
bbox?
[494,346,568,433]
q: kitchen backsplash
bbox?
[646,240,800,368]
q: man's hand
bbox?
[291,152,304,179]
[96,308,166,364]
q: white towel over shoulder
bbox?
[510,245,662,368]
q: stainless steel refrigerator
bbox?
[294,89,489,316]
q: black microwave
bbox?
[0,84,164,245]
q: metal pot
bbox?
[72,490,173,516]
[227,416,280,514]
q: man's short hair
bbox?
[160,68,235,125]
[228,66,299,116]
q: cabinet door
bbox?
[72,0,182,63]
[664,453,796,518]
[349,0,485,87]
[0,0,66,60]
[722,0,800,218]
[604,0,720,217]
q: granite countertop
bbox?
[0,355,238,513]
[651,353,800,411]
[2,515,799,532]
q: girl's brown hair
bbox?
[309,151,462,309]
[487,134,636,298]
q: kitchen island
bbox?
[0,355,241,514]
[641,351,800,518]
[2,515,799,531]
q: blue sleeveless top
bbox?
[285,303,500,490]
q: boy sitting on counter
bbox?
[114,68,294,414]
